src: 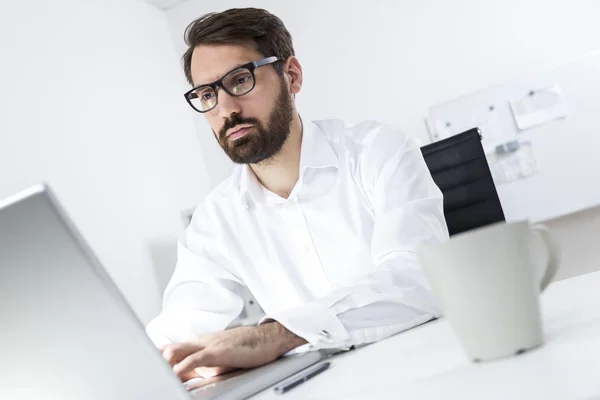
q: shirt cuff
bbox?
[259,303,351,350]
[145,317,173,348]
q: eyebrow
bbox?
[194,62,248,89]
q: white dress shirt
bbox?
[146,118,449,351]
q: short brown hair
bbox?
[182,8,295,86]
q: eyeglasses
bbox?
[184,56,280,113]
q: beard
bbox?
[214,78,294,165]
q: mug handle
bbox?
[531,224,560,292]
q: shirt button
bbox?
[303,245,311,253]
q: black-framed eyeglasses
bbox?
[184,56,280,113]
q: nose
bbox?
[216,88,242,119]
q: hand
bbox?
[178,366,233,381]
[161,322,307,380]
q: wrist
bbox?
[261,321,307,355]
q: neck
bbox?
[250,113,302,199]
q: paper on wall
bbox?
[471,107,505,143]
[486,140,539,184]
[432,106,506,144]
[509,85,568,130]
[434,120,455,140]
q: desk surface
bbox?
[252,271,600,400]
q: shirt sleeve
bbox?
[260,126,448,351]
[145,203,245,348]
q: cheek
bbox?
[241,87,276,120]
[205,114,222,134]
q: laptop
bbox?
[0,184,323,400]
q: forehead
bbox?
[190,44,265,87]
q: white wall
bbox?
[0,0,211,324]
[165,0,600,280]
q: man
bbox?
[147,7,448,380]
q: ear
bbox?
[284,56,303,95]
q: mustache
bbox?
[219,114,259,141]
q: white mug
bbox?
[417,221,560,362]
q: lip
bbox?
[227,125,253,140]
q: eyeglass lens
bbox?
[188,67,255,112]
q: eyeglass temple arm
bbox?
[253,56,279,68]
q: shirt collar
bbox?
[225,117,339,205]
[299,118,339,171]
[239,164,264,205]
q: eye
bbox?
[201,92,213,101]
[237,76,250,85]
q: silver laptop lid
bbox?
[0,185,190,400]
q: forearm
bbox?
[253,321,308,355]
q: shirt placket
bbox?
[281,195,333,297]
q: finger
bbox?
[195,366,233,378]
[180,369,203,382]
[161,343,204,367]
[162,343,203,366]
[173,350,216,379]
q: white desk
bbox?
[253,271,600,400]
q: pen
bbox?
[273,361,331,394]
